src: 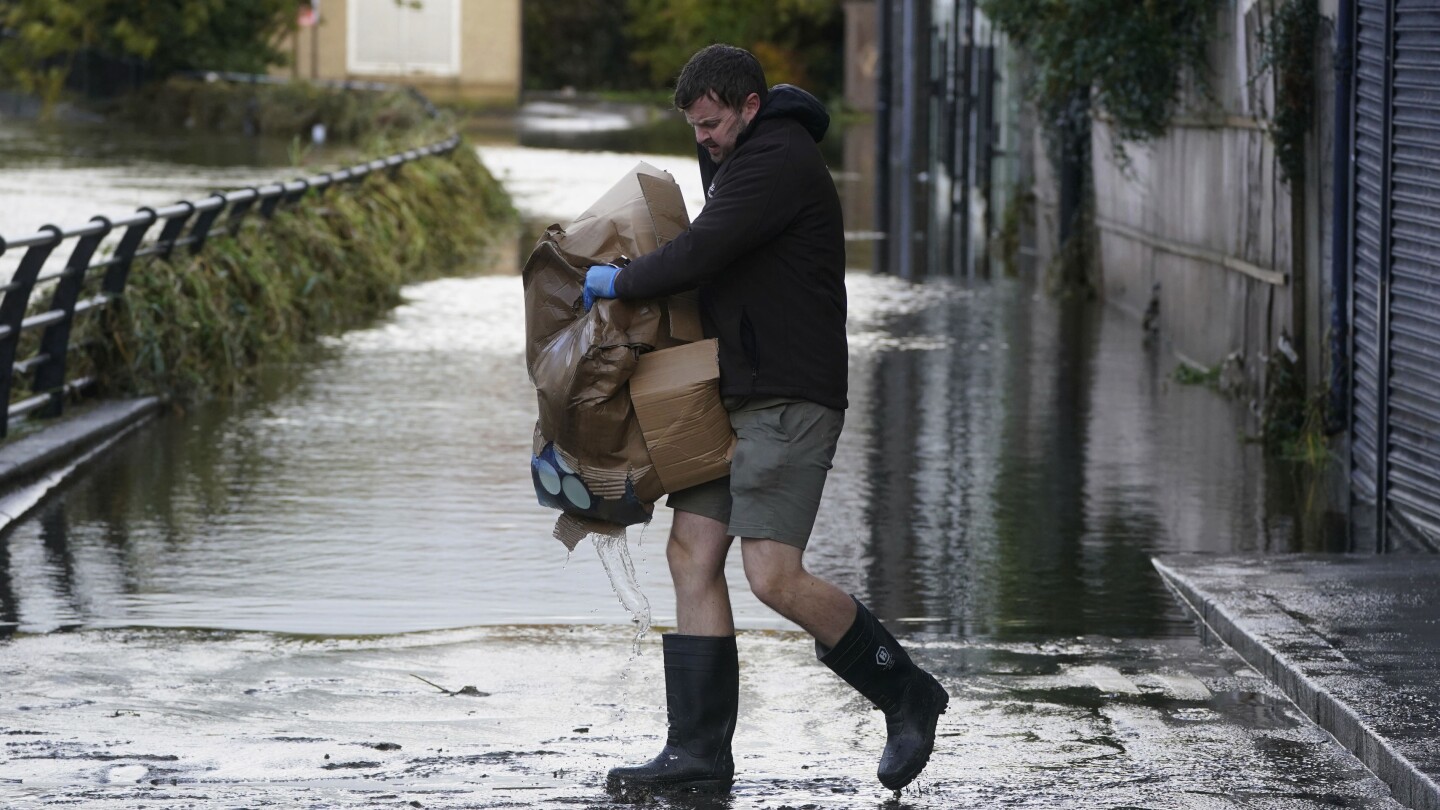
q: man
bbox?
[584,44,948,794]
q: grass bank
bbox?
[109,76,452,149]
[76,133,513,401]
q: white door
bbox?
[347,0,461,77]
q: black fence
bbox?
[0,78,458,439]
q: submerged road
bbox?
[0,107,1393,808]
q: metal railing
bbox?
[0,78,460,439]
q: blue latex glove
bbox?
[583,264,622,311]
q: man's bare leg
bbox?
[738,538,855,647]
[668,510,736,636]
[740,537,948,791]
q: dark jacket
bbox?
[614,85,848,410]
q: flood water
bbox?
[0,102,1340,639]
[0,98,1390,810]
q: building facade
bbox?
[281,0,521,104]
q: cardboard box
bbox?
[624,169,729,492]
[524,161,734,541]
[629,338,735,493]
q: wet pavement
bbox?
[1155,555,1440,810]
[0,624,1409,809]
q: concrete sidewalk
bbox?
[0,397,161,533]
[1154,555,1440,810]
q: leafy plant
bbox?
[624,0,842,96]
[0,0,294,116]
[1256,0,1320,186]
[1172,362,1221,387]
[1258,337,1332,464]
[110,77,450,149]
[523,0,645,93]
[522,0,843,99]
[996,185,1035,277]
[74,142,514,401]
[980,0,1218,152]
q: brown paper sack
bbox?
[523,162,727,549]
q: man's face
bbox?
[685,91,760,164]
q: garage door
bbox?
[1349,0,1440,551]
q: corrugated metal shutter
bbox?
[1349,0,1440,550]
[1385,1,1440,545]
[1350,0,1388,509]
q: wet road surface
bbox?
[0,625,1405,809]
[0,102,1373,807]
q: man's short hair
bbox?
[673,44,768,112]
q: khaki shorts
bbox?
[666,396,844,549]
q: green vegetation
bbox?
[1172,361,1222,388]
[980,0,1219,293]
[522,1,644,93]
[1258,0,1320,187]
[624,0,842,95]
[996,185,1035,277]
[522,0,844,102]
[980,0,1218,153]
[77,144,513,400]
[1170,346,1331,464]
[112,76,452,149]
[0,0,293,116]
[1258,343,1333,465]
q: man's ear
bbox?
[741,92,761,123]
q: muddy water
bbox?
[0,114,347,285]
[0,100,1381,809]
[0,624,1404,809]
[0,103,1338,639]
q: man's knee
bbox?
[741,539,804,607]
[667,511,732,578]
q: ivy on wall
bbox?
[979,0,1219,151]
[1259,0,1320,187]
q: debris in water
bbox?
[410,674,491,697]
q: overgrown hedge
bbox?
[110,76,451,147]
[80,141,514,399]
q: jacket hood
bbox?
[754,84,829,143]
[695,84,830,195]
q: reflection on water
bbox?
[0,106,1339,640]
[0,116,314,237]
[0,268,1338,638]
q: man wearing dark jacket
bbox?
[585,44,948,795]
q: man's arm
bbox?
[612,138,796,299]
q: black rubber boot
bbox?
[818,597,949,791]
[606,633,739,796]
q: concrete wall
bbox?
[1063,0,1337,395]
[282,0,521,104]
[845,1,879,113]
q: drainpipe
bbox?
[1329,0,1354,432]
[877,0,892,275]
[898,0,917,280]
[957,0,975,278]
